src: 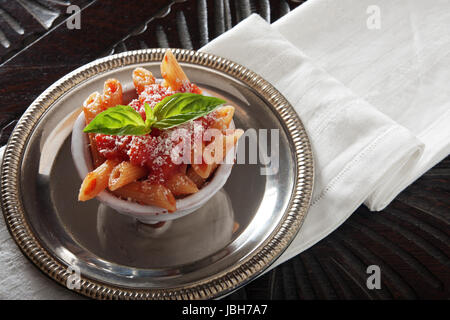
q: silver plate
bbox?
[1,49,313,299]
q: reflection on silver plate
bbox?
[0,49,313,299]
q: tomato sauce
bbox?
[95,82,211,184]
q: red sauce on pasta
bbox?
[95,82,213,184]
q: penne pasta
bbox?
[193,129,244,179]
[191,163,218,180]
[102,78,123,109]
[83,91,104,124]
[113,181,176,212]
[108,161,148,191]
[165,173,199,196]
[133,67,155,95]
[186,167,206,188]
[78,159,120,201]
[160,49,190,91]
[190,140,215,179]
[209,106,235,132]
[82,92,106,168]
[88,133,105,168]
[77,52,242,212]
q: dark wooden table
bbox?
[0,0,448,299]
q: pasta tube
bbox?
[165,173,199,196]
[113,182,176,212]
[209,106,235,132]
[83,92,106,167]
[88,134,105,168]
[160,49,190,91]
[108,161,148,191]
[192,129,243,179]
[186,167,206,188]
[78,159,120,201]
[83,91,104,124]
[132,67,155,95]
[102,78,123,109]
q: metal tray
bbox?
[0,49,313,299]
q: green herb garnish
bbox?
[83,93,225,136]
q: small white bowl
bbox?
[71,111,236,224]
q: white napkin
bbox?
[200,13,429,265]
[273,0,450,211]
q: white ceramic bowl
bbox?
[71,110,236,224]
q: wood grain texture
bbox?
[0,1,93,62]
[0,0,448,299]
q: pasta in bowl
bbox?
[71,49,243,223]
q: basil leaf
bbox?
[144,102,156,129]
[82,93,226,136]
[83,105,149,136]
[152,113,209,129]
[152,93,225,129]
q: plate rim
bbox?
[0,48,314,299]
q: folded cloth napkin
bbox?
[200,14,426,265]
[273,0,450,211]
